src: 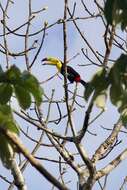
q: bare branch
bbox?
[92,120,123,164]
[0,128,69,190]
[96,148,127,180]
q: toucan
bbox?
[42,57,87,87]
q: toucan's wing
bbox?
[67,66,80,76]
[67,66,80,83]
[61,65,80,83]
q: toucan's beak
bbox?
[42,58,48,65]
[42,58,47,62]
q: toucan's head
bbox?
[42,57,62,71]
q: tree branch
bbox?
[92,120,123,164]
[96,148,127,180]
[0,128,69,190]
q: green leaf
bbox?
[84,83,94,101]
[109,54,127,112]
[21,71,43,106]
[0,84,13,104]
[110,85,122,107]
[0,70,7,83]
[118,91,127,113]
[84,69,110,103]
[6,65,21,83]
[0,65,4,75]
[0,134,14,169]
[104,0,127,30]
[0,104,19,135]
[109,54,127,86]
[0,64,43,109]
[6,121,19,135]
[84,69,109,101]
[118,0,127,31]
[104,0,115,25]
[0,104,12,122]
[14,85,31,110]
[91,69,109,92]
[94,91,107,110]
[0,104,19,169]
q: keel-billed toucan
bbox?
[42,57,87,87]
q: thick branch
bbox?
[76,143,96,190]
[10,158,27,190]
[0,128,69,190]
[92,120,123,164]
[95,148,127,180]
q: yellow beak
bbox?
[41,58,56,66]
[41,57,62,71]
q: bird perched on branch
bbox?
[42,57,87,87]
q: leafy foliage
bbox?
[84,54,127,125]
[104,0,127,30]
[94,91,107,110]
[0,65,43,168]
[14,85,31,110]
[0,65,43,109]
[21,71,43,107]
[0,84,13,104]
[0,104,19,169]
[85,69,109,110]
